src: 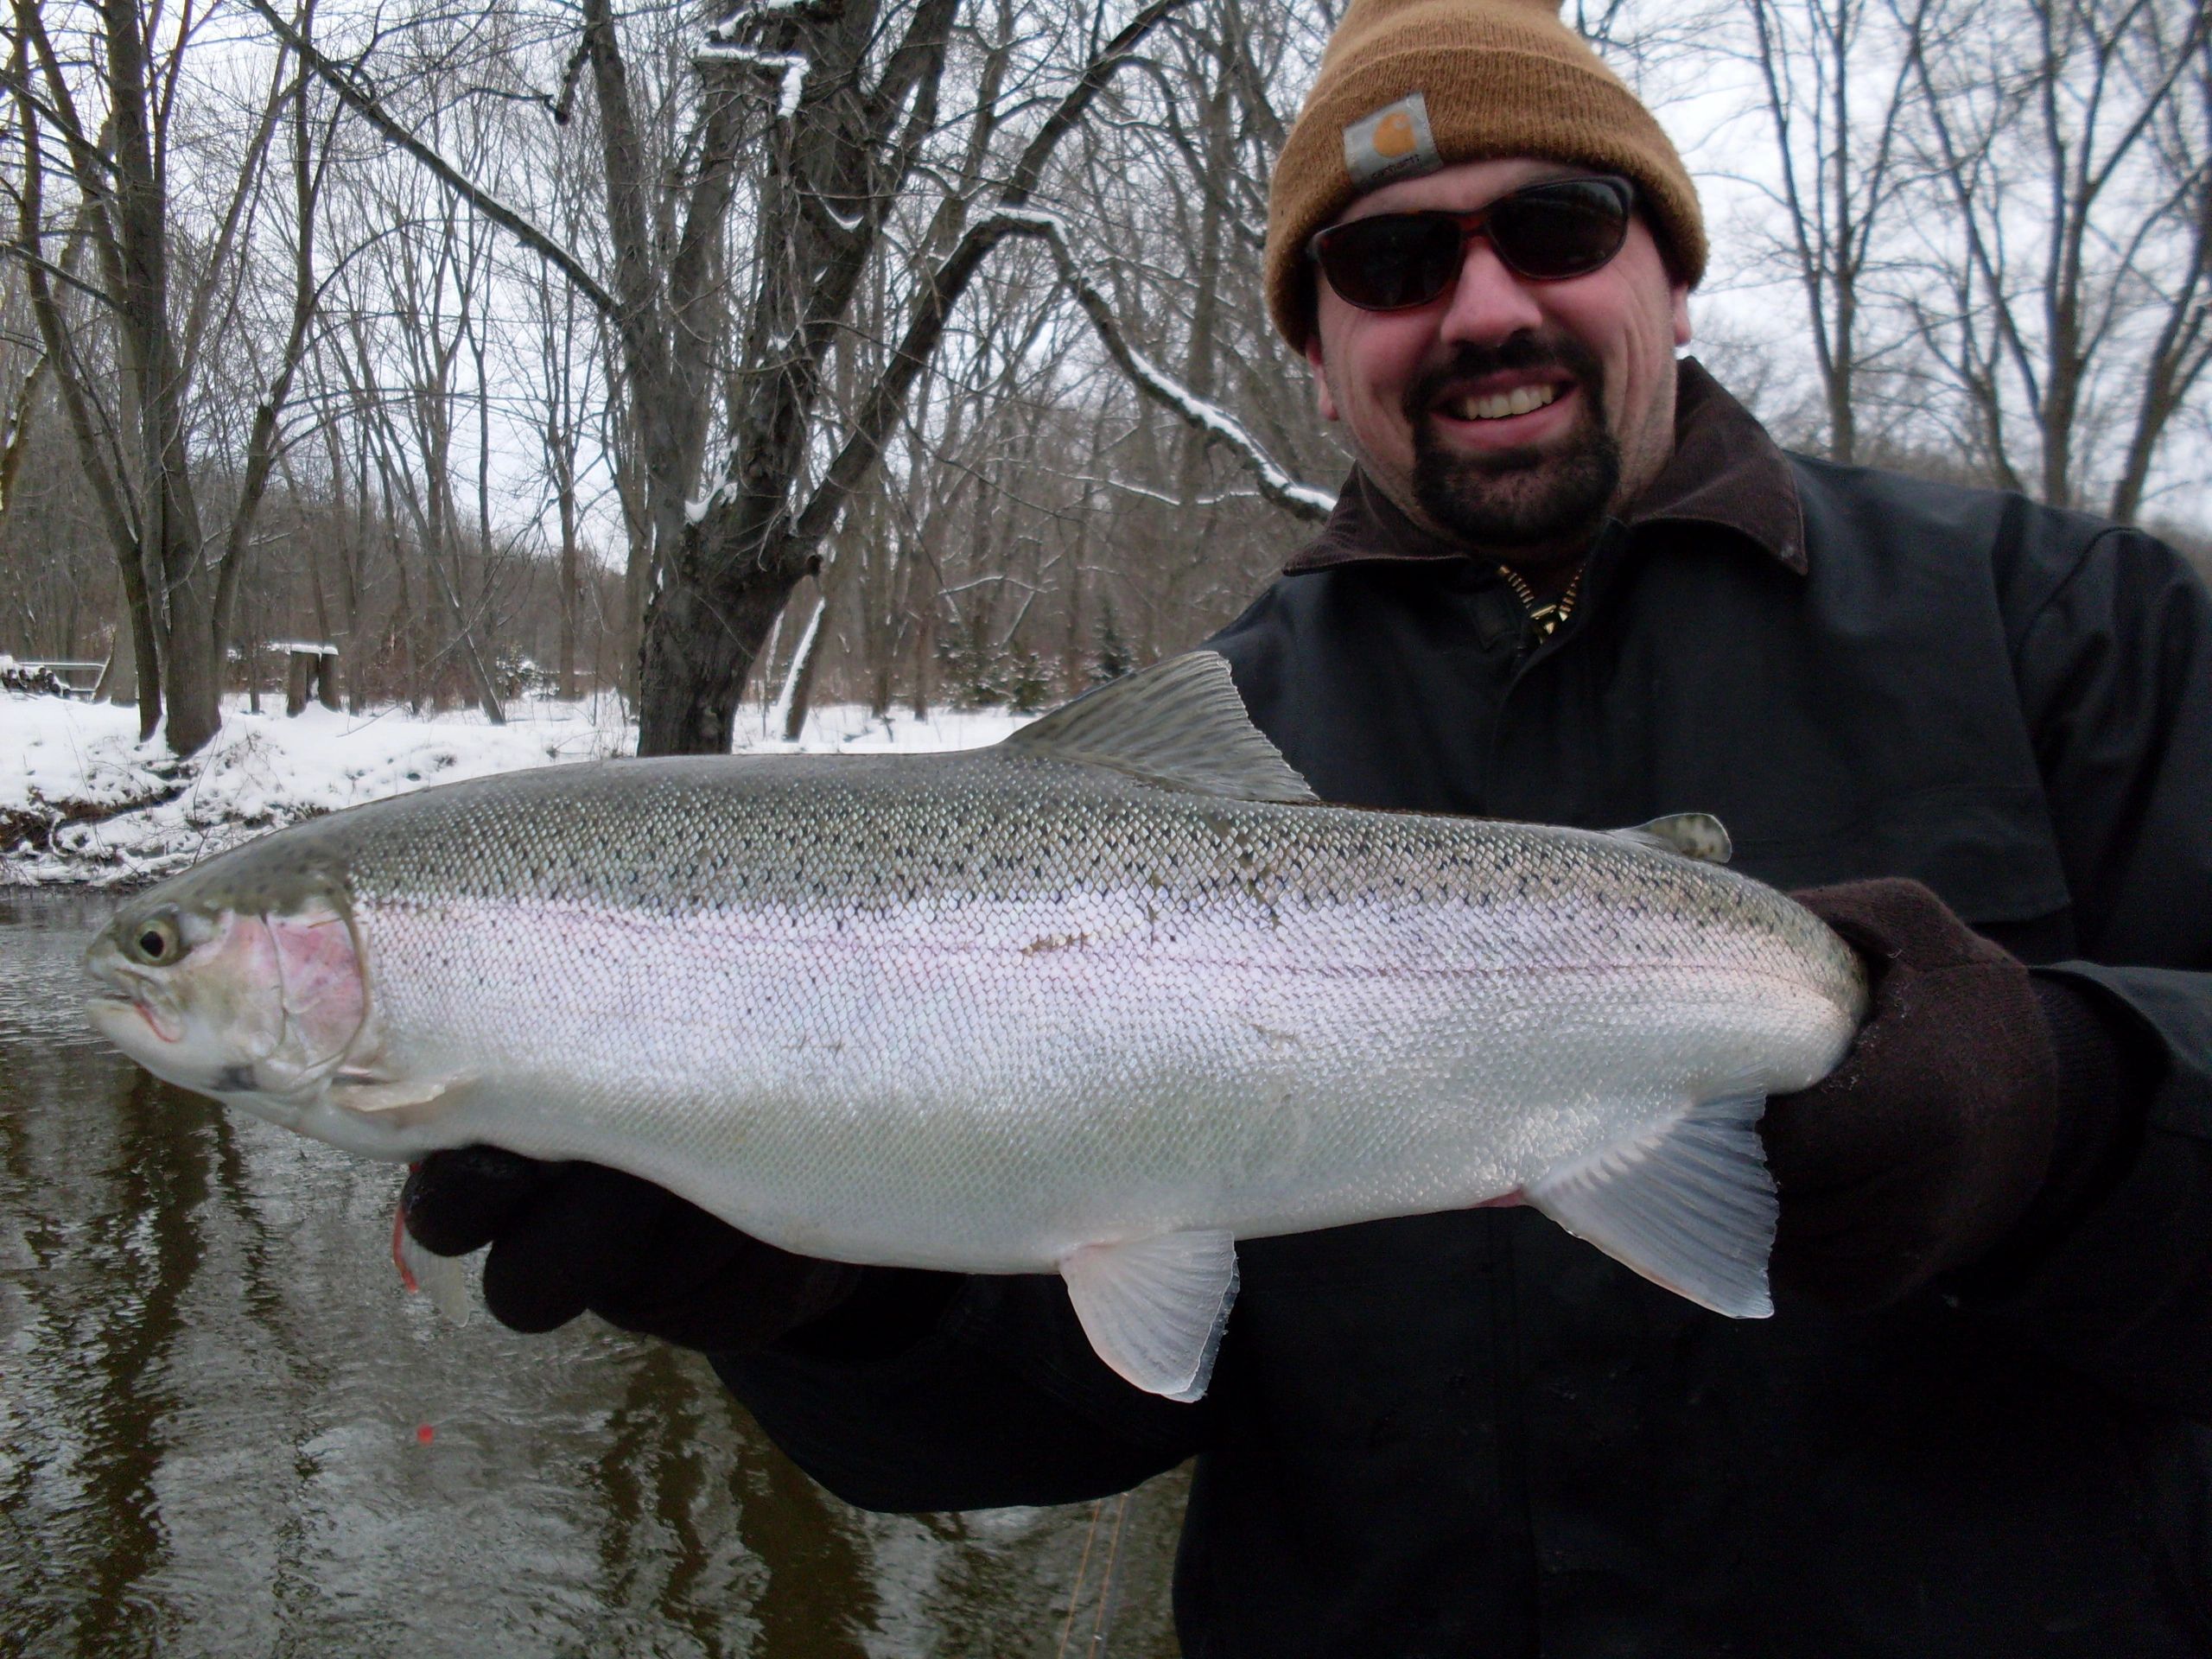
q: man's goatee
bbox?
[1408,333,1619,558]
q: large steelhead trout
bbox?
[85,652,1865,1399]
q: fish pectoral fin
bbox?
[1523,1091,1777,1319]
[1060,1229,1240,1402]
[391,1202,474,1325]
[1606,813,1733,864]
[329,1069,466,1116]
[1004,651,1318,804]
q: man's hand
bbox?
[1759,878,2130,1311]
[401,1147,865,1354]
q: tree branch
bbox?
[0,237,121,313]
[1007,0,1189,204]
[790,207,1332,549]
[241,0,617,319]
[779,0,1313,548]
[1026,211,1335,520]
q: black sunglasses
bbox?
[1306,175,1637,312]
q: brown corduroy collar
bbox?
[1280,359,1807,576]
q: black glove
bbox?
[402,1147,871,1354]
[1760,878,2139,1311]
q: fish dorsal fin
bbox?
[1006,652,1318,804]
[1608,812,1732,864]
[1060,1229,1240,1402]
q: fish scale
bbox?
[84,652,1866,1400]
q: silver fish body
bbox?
[85,653,1866,1398]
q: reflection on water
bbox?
[0,892,1186,1656]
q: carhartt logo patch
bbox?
[1344,92,1440,188]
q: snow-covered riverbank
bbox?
[2,691,1027,888]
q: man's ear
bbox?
[1671,283,1692,349]
[1306,331,1340,423]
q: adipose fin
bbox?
[1605,813,1733,864]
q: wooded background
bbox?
[3,0,2207,756]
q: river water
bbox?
[0,891,1185,1657]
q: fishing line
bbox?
[1055,1498,1107,1659]
[1055,1490,1134,1658]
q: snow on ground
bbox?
[2,691,1031,888]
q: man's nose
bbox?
[1435,239,1546,343]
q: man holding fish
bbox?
[92,0,2212,1649]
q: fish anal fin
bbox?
[1607,813,1733,864]
[1524,1092,1776,1318]
[1006,652,1317,804]
[1060,1229,1240,1401]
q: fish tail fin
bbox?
[1523,1090,1777,1318]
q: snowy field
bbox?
[1,691,1030,888]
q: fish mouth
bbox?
[81,976,309,1124]
[82,955,182,1046]
[84,988,145,1039]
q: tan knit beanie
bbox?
[1265,0,1706,349]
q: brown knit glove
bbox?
[1759,879,2064,1311]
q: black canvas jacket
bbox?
[719,362,2212,1656]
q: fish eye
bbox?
[126,913,184,966]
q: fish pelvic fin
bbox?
[1524,1091,1777,1319]
[1006,652,1318,804]
[1060,1229,1240,1402]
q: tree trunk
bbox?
[628,0,1185,753]
[637,539,804,752]
[99,608,139,707]
[778,588,829,741]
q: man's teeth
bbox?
[1448,384,1560,421]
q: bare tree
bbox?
[1899,0,2211,508]
[1741,0,1921,460]
[8,0,328,753]
[634,0,1205,753]
[2107,0,2211,519]
[527,248,598,702]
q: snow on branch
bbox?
[696,34,810,119]
[246,0,618,321]
[771,0,1329,558]
[713,0,817,18]
[1017,214,1336,522]
[785,210,1331,548]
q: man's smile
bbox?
[1444,382,1559,421]
[1421,371,1583,454]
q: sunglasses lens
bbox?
[1313,179,1634,310]
[1315,217,1466,310]
[1491,181,1631,279]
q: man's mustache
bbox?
[1403,333,1607,419]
